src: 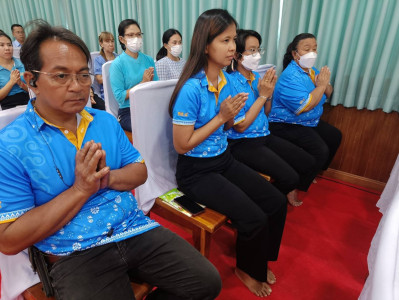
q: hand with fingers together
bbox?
[219,92,248,123]
[72,140,110,197]
[258,68,277,101]
[142,67,155,83]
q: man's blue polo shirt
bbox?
[227,71,270,139]
[172,69,234,157]
[0,101,159,255]
[269,60,326,127]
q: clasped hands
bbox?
[219,92,248,123]
[73,140,110,197]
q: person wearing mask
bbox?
[110,19,158,132]
[94,31,118,100]
[226,29,315,206]
[170,9,287,297]
[0,31,29,110]
[0,22,221,300]
[268,33,342,191]
[155,29,186,80]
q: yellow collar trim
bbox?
[206,70,227,104]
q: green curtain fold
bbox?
[0,0,397,112]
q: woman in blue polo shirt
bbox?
[226,29,315,207]
[110,19,158,132]
[0,31,29,110]
[269,33,342,190]
[169,9,287,298]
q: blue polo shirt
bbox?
[227,71,270,139]
[94,53,118,100]
[172,69,234,157]
[110,51,158,109]
[269,60,325,127]
[0,58,26,96]
[0,101,159,255]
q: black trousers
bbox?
[0,92,29,110]
[176,150,287,282]
[229,134,316,193]
[269,120,342,190]
[49,227,221,300]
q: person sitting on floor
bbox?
[0,22,221,300]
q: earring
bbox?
[231,60,235,71]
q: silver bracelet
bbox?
[259,95,271,101]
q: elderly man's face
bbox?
[32,39,90,118]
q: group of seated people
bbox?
[0,8,341,299]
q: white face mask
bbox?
[297,51,317,69]
[169,44,182,57]
[241,52,262,71]
[126,37,143,53]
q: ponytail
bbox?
[156,46,168,61]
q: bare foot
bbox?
[267,268,276,285]
[235,268,272,297]
[287,189,303,207]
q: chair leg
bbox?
[192,227,211,258]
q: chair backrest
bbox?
[0,105,27,130]
[256,64,276,78]
[129,79,178,213]
[90,51,102,98]
[102,60,119,118]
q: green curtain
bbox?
[279,0,399,112]
[0,0,397,112]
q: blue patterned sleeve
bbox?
[0,148,35,224]
[172,81,199,126]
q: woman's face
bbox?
[293,38,317,60]
[237,35,260,65]
[164,33,182,51]
[119,24,142,46]
[206,23,237,69]
[0,36,13,60]
[100,38,115,53]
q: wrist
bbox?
[259,95,271,102]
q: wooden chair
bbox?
[22,281,152,300]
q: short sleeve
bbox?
[94,56,104,75]
[114,118,143,166]
[0,149,35,223]
[277,73,312,115]
[172,82,199,126]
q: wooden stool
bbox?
[23,281,152,300]
[151,197,228,258]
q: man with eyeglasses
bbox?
[0,22,221,300]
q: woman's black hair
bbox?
[0,31,12,43]
[118,19,141,51]
[226,29,262,73]
[20,20,90,86]
[156,28,182,61]
[169,9,237,117]
[283,33,316,69]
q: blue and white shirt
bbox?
[155,56,186,80]
[0,101,159,255]
[269,60,325,127]
[227,71,270,139]
[172,69,234,157]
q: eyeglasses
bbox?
[124,32,143,38]
[32,70,93,86]
[244,48,265,56]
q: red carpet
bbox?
[152,176,382,300]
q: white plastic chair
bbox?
[102,60,119,118]
[129,79,178,213]
[0,105,27,129]
[256,64,276,78]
